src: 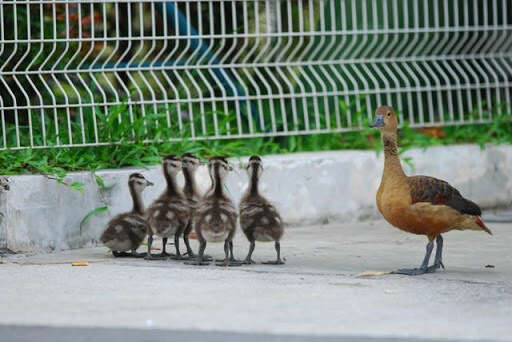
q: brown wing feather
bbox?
[407,176,481,216]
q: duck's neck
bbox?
[164,172,180,197]
[382,132,406,180]
[248,165,259,196]
[129,187,145,215]
[212,166,225,198]
[183,168,198,198]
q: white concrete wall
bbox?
[1,144,511,252]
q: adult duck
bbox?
[370,105,491,275]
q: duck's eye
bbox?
[387,112,391,116]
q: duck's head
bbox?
[163,154,182,176]
[181,153,202,173]
[246,155,263,180]
[128,173,153,193]
[370,106,398,133]
[208,156,232,180]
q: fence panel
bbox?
[1,0,511,150]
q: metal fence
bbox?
[1,0,511,150]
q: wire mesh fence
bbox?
[1,0,511,150]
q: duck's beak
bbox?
[369,115,384,128]
[146,180,154,187]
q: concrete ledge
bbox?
[1,144,511,252]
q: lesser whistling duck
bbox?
[370,105,492,275]
[239,156,284,264]
[146,155,190,260]
[100,173,153,257]
[185,156,240,266]
[181,152,207,259]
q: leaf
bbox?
[80,206,108,235]
[70,182,84,192]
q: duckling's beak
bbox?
[369,115,384,128]
[146,180,154,187]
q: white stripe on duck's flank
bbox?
[220,213,228,223]
[165,211,175,220]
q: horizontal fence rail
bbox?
[0,0,511,150]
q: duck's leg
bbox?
[262,241,285,265]
[183,222,195,258]
[169,232,184,260]
[182,223,213,261]
[159,237,171,257]
[144,234,167,260]
[216,240,242,267]
[427,235,445,272]
[393,239,434,275]
[228,240,242,263]
[243,241,256,264]
[184,238,210,265]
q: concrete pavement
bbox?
[1,220,511,341]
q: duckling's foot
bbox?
[168,253,185,260]
[112,251,133,257]
[262,259,285,265]
[184,252,213,261]
[426,261,445,273]
[130,251,146,258]
[184,259,210,266]
[215,259,243,267]
[144,254,168,261]
[243,258,256,265]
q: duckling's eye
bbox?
[387,112,391,116]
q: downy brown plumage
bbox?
[371,105,492,275]
[145,155,190,260]
[239,156,284,264]
[185,156,239,266]
[100,173,153,257]
[181,153,204,258]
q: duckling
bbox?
[181,152,206,259]
[239,156,284,264]
[146,155,190,260]
[100,173,153,257]
[370,105,492,275]
[185,157,239,266]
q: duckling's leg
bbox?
[216,240,242,267]
[262,241,285,265]
[159,237,171,257]
[183,222,195,258]
[144,234,167,260]
[393,239,435,275]
[427,235,445,272]
[169,233,184,260]
[243,241,256,264]
[184,238,210,266]
[228,241,242,263]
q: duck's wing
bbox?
[407,176,481,216]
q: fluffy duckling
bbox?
[100,173,153,257]
[370,105,492,275]
[239,156,284,264]
[146,155,190,260]
[181,153,204,258]
[186,157,239,266]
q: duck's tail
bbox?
[475,217,493,235]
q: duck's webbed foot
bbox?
[262,259,285,265]
[261,241,285,265]
[393,237,444,276]
[243,258,256,265]
[393,267,430,275]
[130,250,146,258]
[215,259,243,267]
[144,254,168,260]
[184,241,210,265]
[184,258,210,266]
[184,252,213,261]
[112,251,132,257]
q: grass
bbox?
[1,112,512,183]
